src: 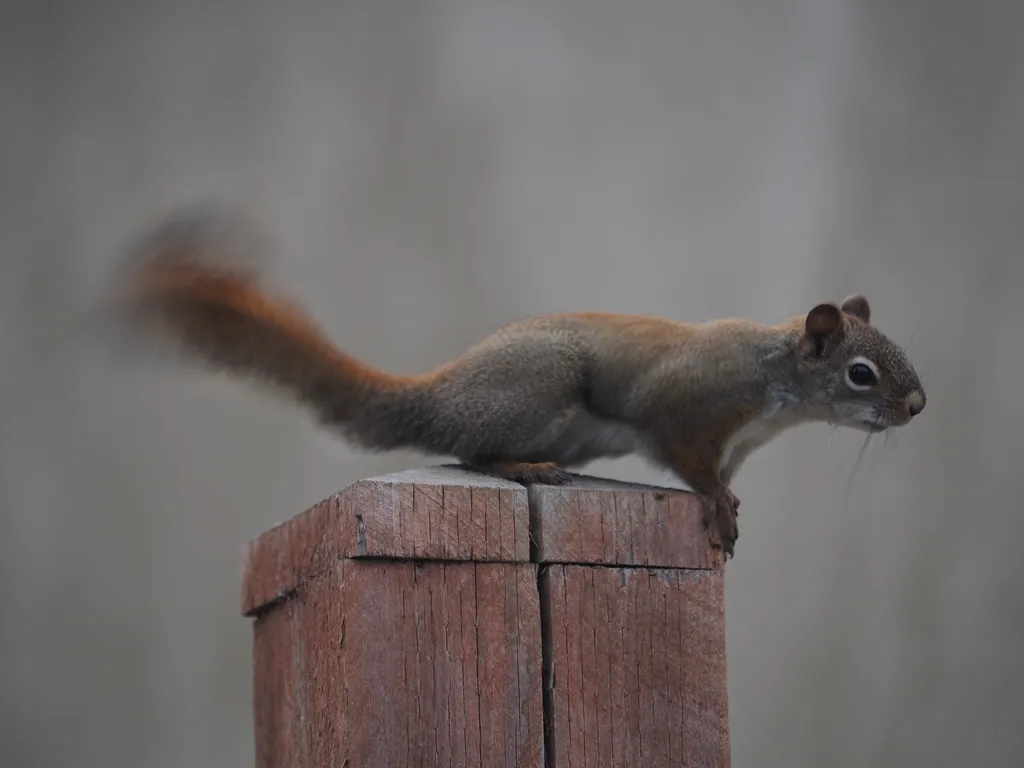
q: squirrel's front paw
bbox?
[701,490,739,559]
[726,489,740,516]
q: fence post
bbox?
[242,465,729,767]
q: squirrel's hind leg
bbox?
[462,459,573,486]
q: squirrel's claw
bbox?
[701,490,739,560]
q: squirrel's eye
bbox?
[847,362,877,387]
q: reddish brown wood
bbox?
[252,603,295,768]
[243,465,728,768]
[528,475,722,569]
[540,565,729,768]
[242,465,530,616]
[250,560,543,767]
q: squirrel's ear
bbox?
[840,294,871,324]
[804,303,843,345]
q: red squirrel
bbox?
[107,206,926,558]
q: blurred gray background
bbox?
[3,0,1022,766]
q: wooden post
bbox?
[242,466,729,767]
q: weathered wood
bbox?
[529,475,721,569]
[541,565,729,767]
[244,465,729,768]
[252,603,295,768]
[251,560,544,767]
[242,465,530,616]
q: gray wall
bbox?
[3,1,1022,766]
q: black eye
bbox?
[848,362,877,387]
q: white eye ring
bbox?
[845,356,880,391]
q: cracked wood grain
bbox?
[528,475,721,570]
[245,465,728,767]
[242,465,531,616]
[251,560,543,767]
[540,565,729,768]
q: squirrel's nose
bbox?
[906,390,925,417]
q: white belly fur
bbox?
[720,402,806,483]
[551,399,805,484]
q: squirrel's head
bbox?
[794,295,925,432]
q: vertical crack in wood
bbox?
[510,488,519,566]
[578,568,587,766]
[429,574,439,765]
[563,567,575,768]
[537,565,556,768]
[679,571,688,763]
[608,569,620,766]
[474,563,485,766]
[458,569,470,765]
[400,578,410,766]
[634,572,644,763]
[513,564,523,764]
[527,486,541,564]
[497,487,505,562]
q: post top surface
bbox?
[241,464,716,616]
[364,465,690,493]
[361,464,526,488]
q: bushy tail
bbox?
[108,206,422,444]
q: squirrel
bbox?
[105,206,926,558]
